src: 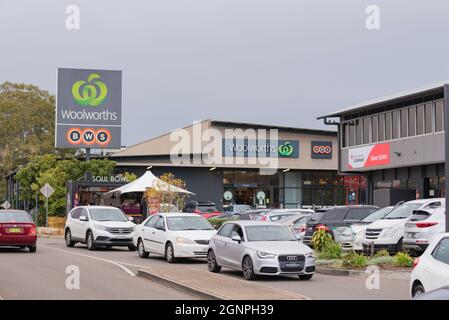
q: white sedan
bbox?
[133,213,217,263]
[410,233,449,297]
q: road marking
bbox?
[41,245,136,277]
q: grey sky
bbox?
[2,0,449,147]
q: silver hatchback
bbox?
[207,221,315,280]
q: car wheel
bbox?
[298,274,313,280]
[412,283,425,297]
[242,256,257,280]
[29,246,37,253]
[86,231,96,251]
[207,250,221,273]
[165,243,176,263]
[138,239,149,258]
[128,245,136,251]
[65,229,75,247]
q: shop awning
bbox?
[106,171,195,195]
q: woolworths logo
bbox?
[278,141,294,157]
[72,73,108,106]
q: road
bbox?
[0,238,410,300]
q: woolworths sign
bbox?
[56,68,122,148]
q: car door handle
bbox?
[152,232,155,235]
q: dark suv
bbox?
[303,205,379,246]
[183,201,221,219]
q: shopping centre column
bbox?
[445,84,449,232]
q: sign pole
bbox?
[86,148,91,162]
[35,192,39,226]
[45,197,49,228]
[444,84,449,233]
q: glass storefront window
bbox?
[234,171,256,185]
[223,171,233,185]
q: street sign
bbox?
[40,183,55,199]
[1,200,11,209]
[56,68,122,149]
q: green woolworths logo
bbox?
[278,141,294,157]
[72,73,108,106]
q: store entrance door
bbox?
[234,189,255,206]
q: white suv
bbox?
[65,206,136,251]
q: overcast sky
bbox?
[2,0,449,147]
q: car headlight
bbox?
[256,251,277,259]
[305,251,314,259]
[94,224,108,231]
[176,237,196,244]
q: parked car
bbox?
[363,198,444,254]
[218,205,252,220]
[0,210,37,253]
[303,205,379,246]
[255,209,314,222]
[276,213,313,241]
[183,201,221,218]
[412,286,449,300]
[339,206,395,251]
[65,206,136,251]
[238,209,270,221]
[410,233,449,297]
[134,213,217,262]
[207,221,315,280]
[404,205,446,255]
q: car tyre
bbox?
[412,283,425,297]
[86,231,96,251]
[207,250,221,273]
[65,229,76,247]
[138,239,149,258]
[242,256,257,280]
[165,242,176,263]
[128,245,136,251]
[298,274,313,280]
[29,246,37,253]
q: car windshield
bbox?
[383,203,422,220]
[0,211,33,223]
[362,207,394,223]
[308,212,326,223]
[89,208,128,221]
[166,216,214,231]
[245,225,295,242]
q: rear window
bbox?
[409,210,432,222]
[308,212,326,224]
[0,211,33,223]
[321,208,348,222]
[345,208,378,221]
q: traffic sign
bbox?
[1,200,11,209]
[40,183,55,199]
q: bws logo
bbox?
[66,128,111,146]
[278,141,294,157]
[311,141,333,159]
[72,73,108,107]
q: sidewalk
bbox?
[37,227,64,239]
[138,266,309,300]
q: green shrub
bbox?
[317,241,342,260]
[394,252,413,267]
[207,218,227,230]
[342,251,369,268]
[368,255,395,266]
[374,249,390,258]
[311,229,333,251]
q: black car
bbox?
[303,205,379,246]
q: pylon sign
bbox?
[56,68,122,149]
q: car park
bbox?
[134,213,217,263]
[363,199,444,254]
[183,201,221,218]
[274,213,313,241]
[218,205,252,220]
[303,205,379,246]
[404,205,446,255]
[237,209,270,220]
[65,206,136,251]
[255,208,314,222]
[410,233,449,297]
[207,221,315,280]
[0,210,37,253]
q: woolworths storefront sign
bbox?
[56,68,122,148]
[222,139,299,158]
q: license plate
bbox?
[285,263,301,268]
[7,228,22,233]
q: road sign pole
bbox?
[45,197,48,228]
[86,148,91,161]
[36,192,39,226]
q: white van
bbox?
[363,198,445,254]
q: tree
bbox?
[145,172,189,213]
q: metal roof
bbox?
[318,81,448,119]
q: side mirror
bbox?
[79,216,88,222]
[231,235,242,243]
[128,216,134,222]
[294,234,301,241]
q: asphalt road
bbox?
[0,238,411,300]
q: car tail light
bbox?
[29,225,37,235]
[193,210,202,214]
[412,257,420,269]
[316,224,330,232]
[416,222,438,228]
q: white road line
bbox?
[41,245,136,277]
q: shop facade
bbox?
[319,82,447,207]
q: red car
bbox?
[183,201,222,219]
[0,210,37,252]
